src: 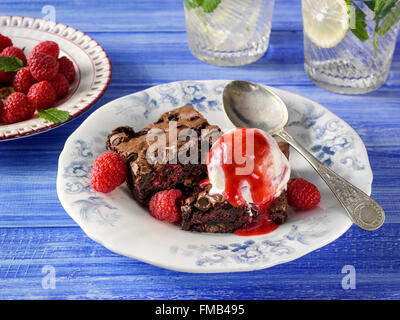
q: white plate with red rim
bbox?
[0,15,112,141]
[57,80,372,273]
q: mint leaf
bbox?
[38,108,70,124]
[184,0,202,9]
[365,1,376,12]
[374,0,398,20]
[350,4,369,42]
[200,0,221,13]
[0,56,24,72]
[377,4,400,36]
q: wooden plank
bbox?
[0,225,399,299]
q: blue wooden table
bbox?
[0,0,399,300]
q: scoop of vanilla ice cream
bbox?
[207,128,290,207]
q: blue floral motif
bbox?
[287,101,325,129]
[311,135,353,166]
[128,91,158,119]
[63,161,91,179]
[156,83,179,106]
[172,215,330,267]
[74,140,93,158]
[65,181,93,194]
[73,196,119,226]
[180,81,221,112]
[313,119,343,140]
[340,156,366,171]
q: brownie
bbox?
[181,183,255,233]
[106,105,222,204]
[181,141,290,233]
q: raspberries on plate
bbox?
[287,178,321,210]
[0,35,75,124]
[0,34,13,52]
[29,52,59,81]
[149,189,185,223]
[1,46,27,66]
[58,56,76,83]
[13,67,37,94]
[0,92,35,124]
[28,41,59,62]
[91,151,128,193]
[28,81,57,110]
[49,73,69,99]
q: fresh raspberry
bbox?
[28,41,59,63]
[0,70,14,83]
[29,52,59,81]
[149,189,184,223]
[1,92,35,124]
[49,73,69,99]
[1,46,27,66]
[13,67,36,94]
[152,164,183,189]
[58,56,75,83]
[27,81,57,110]
[90,151,127,193]
[0,34,13,52]
[287,178,321,210]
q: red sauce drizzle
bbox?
[234,203,278,236]
[207,128,275,208]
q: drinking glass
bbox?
[303,0,400,94]
[183,0,275,66]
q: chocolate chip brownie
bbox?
[106,105,221,204]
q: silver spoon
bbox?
[222,80,385,231]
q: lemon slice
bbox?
[302,0,350,48]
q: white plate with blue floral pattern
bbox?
[57,80,372,273]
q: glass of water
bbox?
[302,0,400,94]
[183,0,275,66]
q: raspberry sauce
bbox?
[234,203,278,236]
[207,128,275,207]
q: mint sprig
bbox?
[184,0,221,14]
[38,108,70,124]
[348,0,400,56]
[0,56,24,72]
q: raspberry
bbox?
[49,73,69,99]
[287,178,321,210]
[58,56,75,83]
[152,164,183,189]
[13,67,36,94]
[0,34,13,52]
[27,81,57,110]
[28,41,59,63]
[0,70,14,83]
[1,46,27,66]
[149,189,184,223]
[1,92,35,124]
[90,151,127,193]
[29,52,59,81]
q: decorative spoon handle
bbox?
[278,128,385,231]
